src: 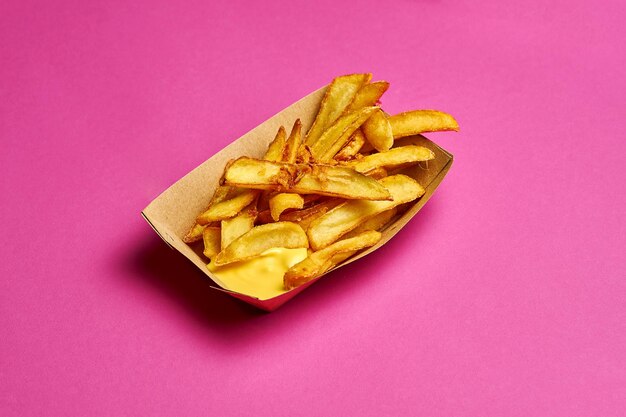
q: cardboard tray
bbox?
[142,85,453,311]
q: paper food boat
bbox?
[142,85,453,311]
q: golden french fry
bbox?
[269,193,304,221]
[309,106,378,162]
[196,188,259,225]
[307,175,424,250]
[344,81,389,113]
[388,110,459,139]
[223,157,391,201]
[183,185,233,242]
[214,222,308,266]
[282,119,302,164]
[280,199,342,222]
[221,203,257,249]
[362,108,393,152]
[334,130,366,161]
[183,222,207,243]
[347,145,435,173]
[202,226,222,258]
[264,126,287,161]
[344,208,397,238]
[306,73,371,147]
[284,230,382,289]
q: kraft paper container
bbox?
[142,86,453,311]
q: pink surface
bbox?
[1,0,624,415]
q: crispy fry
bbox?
[344,81,389,113]
[264,126,287,162]
[221,203,257,249]
[307,175,424,250]
[269,193,304,221]
[344,208,397,238]
[223,157,391,201]
[202,226,221,258]
[196,188,259,225]
[388,110,459,139]
[279,199,342,222]
[347,145,435,173]
[334,130,366,161]
[214,222,308,266]
[282,119,302,164]
[362,108,393,152]
[306,73,371,147]
[284,230,382,289]
[183,185,233,242]
[309,106,378,162]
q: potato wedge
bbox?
[347,145,435,174]
[282,119,302,164]
[364,166,388,180]
[183,185,233,242]
[223,157,391,201]
[269,193,304,221]
[334,129,366,161]
[306,73,371,147]
[310,106,378,162]
[362,108,393,152]
[202,226,222,259]
[388,110,459,139]
[344,81,389,113]
[264,126,287,162]
[221,203,257,249]
[284,230,382,289]
[344,208,397,238]
[214,222,308,266]
[307,175,424,250]
[196,188,259,225]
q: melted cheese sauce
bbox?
[207,247,308,300]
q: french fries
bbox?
[214,222,308,266]
[184,73,458,292]
[347,145,435,174]
[362,108,393,152]
[223,157,391,201]
[306,73,371,147]
[284,231,382,289]
[307,175,425,250]
[388,110,459,139]
[269,193,304,221]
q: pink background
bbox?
[2,0,624,415]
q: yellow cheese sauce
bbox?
[207,247,308,300]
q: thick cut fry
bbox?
[388,110,459,139]
[280,199,342,222]
[334,130,366,161]
[344,208,397,238]
[183,185,233,242]
[223,157,391,201]
[348,145,435,173]
[284,231,382,289]
[282,119,302,164]
[221,203,257,249]
[309,106,378,162]
[202,227,221,259]
[307,175,424,250]
[362,108,393,152]
[214,222,308,266]
[269,193,304,221]
[306,73,371,147]
[196,189,259,225]
[264,126,287,162]
[344,81,390,113]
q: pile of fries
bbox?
[184,73,458,290]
